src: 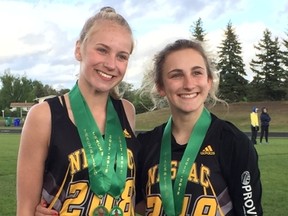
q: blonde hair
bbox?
[79,6,134,99]
[141,39,226,109]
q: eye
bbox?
[192,69,205,76]
[96,47,108,54]
[117,53,129,62]
[193,70,202,75]
[169,71,183,79]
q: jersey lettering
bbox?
[192,196,217,216]
[146,161,210,190]
[146,194,215,216]
[68,149,87,175]
[60,179,135,215]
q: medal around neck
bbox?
[93,205,109,216]
[110,206,124,216]
[69,83,128,199]
[159,108,211,216]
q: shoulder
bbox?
[23,96,62,134]
[120,98,136,131]
[210,114,257,164]
[21,100,52,148]
[121,98,135,115]
[26,100,51,122]
[210,114,250,144]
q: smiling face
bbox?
[75,20,133,93]
[157,48,212,115]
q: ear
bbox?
[74,41,82,61]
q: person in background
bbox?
[250,107,259,144]
[260,107,271,144]
[136,39,262,215]
[17,7,140,216]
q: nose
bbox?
[104,55,116,70]
[183,75,194,90]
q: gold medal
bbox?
[93,205,109,216]
[109,206,123,216]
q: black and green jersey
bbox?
[137,114,262,216]
[42,96,140,215]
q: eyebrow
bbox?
[96,43,130,55]
[191,65,205,70]
[168,65,205,73]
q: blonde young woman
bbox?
[17,7,140,216]
[136,39,263,215]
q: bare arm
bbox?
[17,102,51,216]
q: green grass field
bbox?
[0,133,287,215]
[136,101,288,131]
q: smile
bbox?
[96,70,113,79]
[179,93,198,98]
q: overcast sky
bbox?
[0,0,287,90]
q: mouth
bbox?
[95,70,113,80]
[179,92,198,98]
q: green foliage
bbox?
[0,69,33,110]
[282,30,288,71]
[280,30,288,99]
[249,29,286,101]
[0,69,70,111]
[119,81,135,102]
[133,91,154,114]
[190,18,206,42]
[217,21,248,102]
[119,81,154,114]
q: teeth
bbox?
[180,93,197,98]
[97,70,112,79]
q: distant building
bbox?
[10,102,35,118]
[10,95,56,117]
[34,95,56,103]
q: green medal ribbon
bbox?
[69,83,128,198]
[159,108,211,216]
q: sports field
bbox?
[0,133,287,215]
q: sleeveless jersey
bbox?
[136,114,262,216]
[42,96,140,216]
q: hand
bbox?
[255,126,259,131]
[35,199,59,216]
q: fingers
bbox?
[40,198,47,207]
[35,199,59,216]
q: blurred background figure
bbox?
[250,107,259,144]
[260,107,271,144]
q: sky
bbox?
[0,0,287,90]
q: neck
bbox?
[78,79,109,106]
[68,81,110,134]
[171,108,204,145]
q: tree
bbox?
[249,29,286,101]
[118,81,135,102]
[133,91,154,114]
[0,70,34,110]
[0,69,70,111]
[217,21,248,102]
[280,29,288,99]
[31,80,46,98]
[190,18,206,42]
